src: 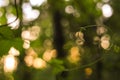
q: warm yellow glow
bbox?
[51,49,57,58]
[24,55,34,67]
[33,58,47,69]
[102,4,113,18]
[6,14,20,29]
[0,0,9,7]
[8,47,20,56]
[65,5,74,14]
[28,26,41,41]
[43,50,51,61]
[4,55,18,72]
[22,3,40,22]
[101,40,110,49]
[43,49,57,61]
[21,26,40,41]
[26,48,38,57]
[29,0,46,7]
[24,48,38,67]
[24,48,47,68]
[67,46,80,64]
[85,68,93,76]
[70,47,80,57]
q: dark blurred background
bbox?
[0,0,120,80]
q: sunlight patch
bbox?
[102,4,113,18]
[29,0,46,7]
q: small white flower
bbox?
[96,26,107,35]
[93,36,100,45]
[101,34,110,41]
[65,5,75,14]
[76,38,85,46]
[21,30,31,40]
[23,40,30,49]
[100,34,110,49]
[101,40,110,49]
[75,31,84,39]
[8,47,20,56]
[21,26,40,41]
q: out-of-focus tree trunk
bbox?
[96,48,103,80]
[52,10,68,80]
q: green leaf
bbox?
[49,59,65,74]
[12,38,24,52]
[0,8,7,25]
[0,38,23,57]
[0,40,12,56]
[52,64,65,74]
[50,59,64,65]
[113,45,120,53]
[64,41,74,50]
[0,14,7,25]
[0,27,14,39]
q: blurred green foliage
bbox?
[0,0,120,80]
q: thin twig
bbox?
[64,56,103,72]
[79,25,97,31]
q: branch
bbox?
[0,0,19,27]
[64,56,103,72]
